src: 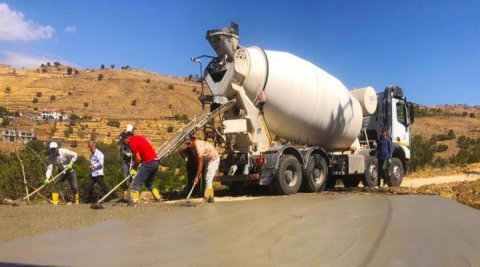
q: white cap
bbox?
[126,124,133,132]
[49,141,58,149]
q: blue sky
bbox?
[0,1,479,106]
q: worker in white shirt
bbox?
[83,141,109,203]
[44,141,78,205]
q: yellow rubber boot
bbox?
[203,188,210,202]
[128,190,139,206]
[74,193,79,204]
[52,192,59,205]
[151,188,162,202]
[208,187,215,203]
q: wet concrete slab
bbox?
[1,194,480,267]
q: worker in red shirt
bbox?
[122,132,161,205]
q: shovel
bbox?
[90,174,133,209]
[17,180,52,204]
[185,181,198,204]
[23,169,67,200]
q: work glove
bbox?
[67,163,73,170]
[388,158,392,164]
[130,169,137,177]
[43,178,50,186]
[126,152,132,157]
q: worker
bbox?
[118,124,134,199]
[122,132,161,205]
[179,146,202,197]
[83,141,109,203]
[184,135,219,203]
[376,129,393,187]
[44,141,78,205]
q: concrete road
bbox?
[1,194,480,267]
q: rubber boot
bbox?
[128,190,139,207]
[208,187,215,203]
[74,193,79,205]
[52,192,59,205]
[151,188,162,202]
[203,188,209,202]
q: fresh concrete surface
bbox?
[1,194,480,267]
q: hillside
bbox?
[2,63,480,162]
[0,64,204,156]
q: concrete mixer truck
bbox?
[192,23,414,195]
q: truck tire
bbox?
[361,158,379,187]
[385,158,403,187]
[274,155,303,195]
[302,155,328,192]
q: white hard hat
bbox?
[49,141,58,149]
[126,124,133,132]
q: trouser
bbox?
[378,159,386,186]
[121,160,133,190]
[54,170,78,194]
[132,160,160,191]
[205,158,220,189]
[84,175,109,202]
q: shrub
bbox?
[167,126,174,133]
[436,144,449,152]
[54,62,61,67]
[71,140,78,147]
[42,68,47,73]
[146,78,150,83]
[469,113,475,118]
[5,87,11,93]
[107,119,121,128]
[68,92,72,96]
[84,102,89,108]
[33,97,38,103]
[36,92,42,97]
[192,87,197,92]
[33,107,38,111]
[50,95,56,101]
[168,84,174,90]
[447,129,455,140]
[67,67,72,75]
[46,62,51,67]
[98,74,104,81]
[462,111,468,117]
[101,64,105,69]
[74,69,79,75]
[131,99,137,106]
[110,64,115,69]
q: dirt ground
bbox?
[1,175,480,243]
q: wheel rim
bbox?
[313,168,325,184]
[392,165,402,181]
[285,167,298,186]
[369,165,378,182]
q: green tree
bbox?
[110,64,115,69]
[54,62,61,67]
[167,126,174,133]
[469,112,475,118]
[101,64,105,69]
[67,67,73,75]
[410,135,436,171]
[74,69,79,75]
[98,74,104,81]
[447,129,455,140]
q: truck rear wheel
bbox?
[274,155,302,195]
[302,155,328,192]
[386,158,403,187]
[361,157,379,187]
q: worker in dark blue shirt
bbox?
[377,129,393,186]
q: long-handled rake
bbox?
[90,174,132,209]
[185,181,198,204]
[23,169,67,200]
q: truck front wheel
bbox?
[303,155,328,192]
[361,157,379,187]
[386,158,404,187]
[274,155,302,195]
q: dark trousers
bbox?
[132,160,160,191]
[378,159,387,185]
[83,175,109,202]
[54,170,78,194]
[121,160,133,190]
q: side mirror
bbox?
[408,102,415,125]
